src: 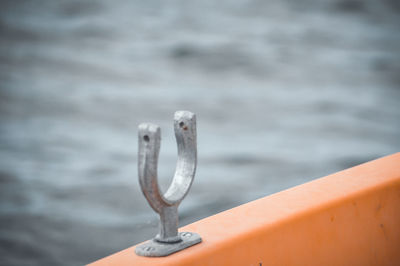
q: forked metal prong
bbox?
[135,111,201,257]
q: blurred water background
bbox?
[0,0,399,265]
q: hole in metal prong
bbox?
[179,121,188,130]
[143,135,150,142]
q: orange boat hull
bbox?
[90,153,400,266]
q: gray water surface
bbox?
[0,0,399,265]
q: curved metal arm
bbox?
[138,111,197,243]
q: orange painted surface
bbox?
[90,153,400,266]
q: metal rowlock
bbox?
[135,111,202,257]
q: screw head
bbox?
[145,246,154,252]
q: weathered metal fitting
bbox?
[136,232,201,257]
[135,111,202,257]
